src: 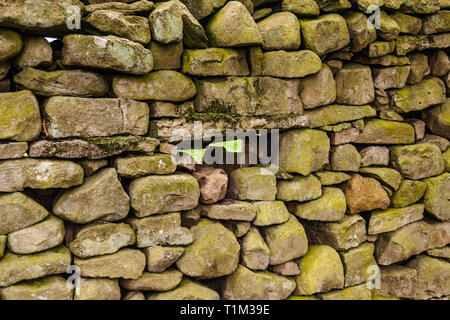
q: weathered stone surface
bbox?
[429,50,450,77]
[319,283,372,300]
[84,10,151,44]
[389,11,422,35]
[193,167,228,204]
[261,214,308,265]
[252,201,290,227]
[0,159,84,192]
[182,48,248,76]
[402,0,440,14]
[423,10,450,34]
[271,261,300,276]
[281,0,320,16]
[0,192,48,234]
[339,242,377,287]
[228,167,276,201]
[54,168,129,224]
[336,63,374,105]
[389,77,446,113]
[14,68,108,98]
[288,187,346,222]
[341,174,390,214]
[129,173,199,216]
[0,246,71,287]
[150,41,183,70]
[7,215,65,254]
[372,66,410,90]
[300,14,350,56]
[396,33,450,56]
[0,276,73,300]
[43,97,149,139]
[74,278,120,300]
[75,249,146,279]
[377,264,417,299]
[375,220,450,265]
[0,90,41,142]
[279,129,330,175]
[390,144,444,180]
[128,212,193,248]
[240,226,271,270]
[390,180,427,208]
[70,222,135,258]
[147,279,219,300]
[198,199,256,221]
[355,119,415,144]
[62,35,153,75]
[0,0,85,33]
[29,136,159,160]
[176,219,240,279]
[113,71,197,102]
[85,0,154,14]
[428,246,450,259]
[359,167,402,191]
[316,0,352,11]
[407,255,450,299]
[367,40,395,58]
[300,64,336,109]
[149,0,207,49]
[222,265,295,299]
[206,1,262,47]
[144,246,185,273]
[329,144,361,172]
[114,154,176,178]
[258,50,321,78]
[343,11,376,52]
[360,146,390,167]
[303,215,367,251]
[305,104,376,128]
[407,53,430,84]
[15,36,52,69]
[423,173,450,221]
[120,270,183,291]
[276,175,322,202]
[294,245,344,295]
[368,204,425,235]
[257,12,300,51]
[419,134,450,151]
[194,76,303,116]
[422,98,450,139]
[314,171,351,185]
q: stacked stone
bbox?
[0,0,449,300]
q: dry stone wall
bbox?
[0,0,449,300]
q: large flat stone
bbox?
[43,97,149,139]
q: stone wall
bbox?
[0,0,449,300]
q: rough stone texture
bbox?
[0,90,41,141]
[0,159,84,193]
[193,167,228,204]
[336,64,375,105]
[53,168,130,224]
[422,98,450,139]
[7,215,65,254]
[303,215,367,251]
[120,270,183,292]
[261,214,308,265]
[74,249,146,279]
[279,129,330,175]
[113,71,197,102]
[176,219,240,279]
[339,242,377,287]
[144,246,185,273]
[15,36,52,69]
[198,199,256,221]
[259,50,322,78]
[390,180,427,208]
[300,14,350,56]
[62,35,153,75]
[294,245,344,295]
[129,173,199,217]
[252,201,290,226]
[423,173,450,221]
[128,212,193,248]
[70,222,136,258]
[221,265,295,300]
[114,154,176,178]
[355,119,415,144]
[43,97,149,139]
[0,276,73,300]
[288,187,346,221]
[276,175,322,202]
[14,68,108,97]
[228,167,276,201]
[257,12,301,51]
[147,279,219,300]
[240,226,271,270]
[0,246,71,287]
[368,204,425,235]
[74,278,121,300]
